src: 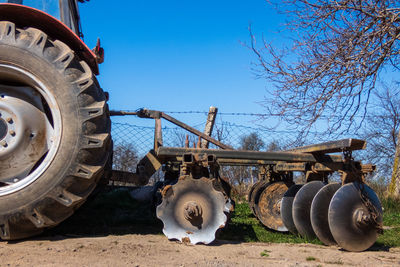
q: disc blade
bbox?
[256,181,292,232]
[280,184,303,234]
[329,182,383,252]
[293,181,326,239]
[249,181,269,217]
[310,183,341,245]
[247,181,260,215]
[156,177,227,244]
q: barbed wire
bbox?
[112,109,391,119]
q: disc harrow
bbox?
[111,109,382,251]
[246,139,382,252]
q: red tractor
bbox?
[0,0,111,240]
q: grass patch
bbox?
[377,196,400,247]
[325,259,344,265]
[221,201,400,248]
[306,256,317,261]
[219,203,322,244]
[260,250,270,257]
[377,227,400,247]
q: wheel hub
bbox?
[184,201,203,221]
[0,63,61,195]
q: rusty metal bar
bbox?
[157,147,343,163]
[160,112,233,150]
[286,139,366,154]
[110,109,232,150]
[109,110,138,116]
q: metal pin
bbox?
[0,140,7,147]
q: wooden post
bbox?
[154,118,163,151]
[201,106,218,148]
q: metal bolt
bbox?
[0,140,7,147]
[9,130,15,136]
[6,117,13,124]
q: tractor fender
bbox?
[0,3,99,75]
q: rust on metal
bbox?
[256,181,292,232]
[157,147,343,163]
[135,150,162,185]
[274,162,307,172]
[160,112,232,150]
[182,237,191,244]
[286,139,366,154]
[161,184,172,198]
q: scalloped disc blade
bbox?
[156,177,227,244]
[280,184,303,234]
[328,182,383,252]
[293,181,326,239]
[310,183,341,245]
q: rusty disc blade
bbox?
[328,182,383,252]
[249,181,269,217]
[156,177,227,245]
[310,183,341,245]
[293,181,326,240]
[280,184,303,234]
[255,181,292,232]
[247,181,260,214]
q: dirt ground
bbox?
[1,234,399,267]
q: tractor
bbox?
[0,0,384,252]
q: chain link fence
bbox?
[110,113,395,190]
[111,121,295,159]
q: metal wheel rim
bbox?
[0,64,62,196]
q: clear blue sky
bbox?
[79,0,283,127]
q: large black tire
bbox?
[0,21,111,240]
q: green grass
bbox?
[260,250,270,257]
[306,256,317,261]
[376,196,400,247]
[218,202,322,245]
[325,259,344,265]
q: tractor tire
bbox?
[0,21,111,240]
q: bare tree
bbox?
[361,85,399,181]
[112,143,138,173]
[252,0,400,196]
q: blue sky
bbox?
[79,0,283,127]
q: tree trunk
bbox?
[389,129,400,198]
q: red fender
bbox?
[0,3,99,75]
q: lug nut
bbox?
[6,117,13,124]
[0,140,7,147]
[9,130,15,136]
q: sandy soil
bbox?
[1,234,399,267]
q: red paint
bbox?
[0,3,99,75]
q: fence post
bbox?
[202,106,218,148]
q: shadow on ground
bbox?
[44,187,164,238]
